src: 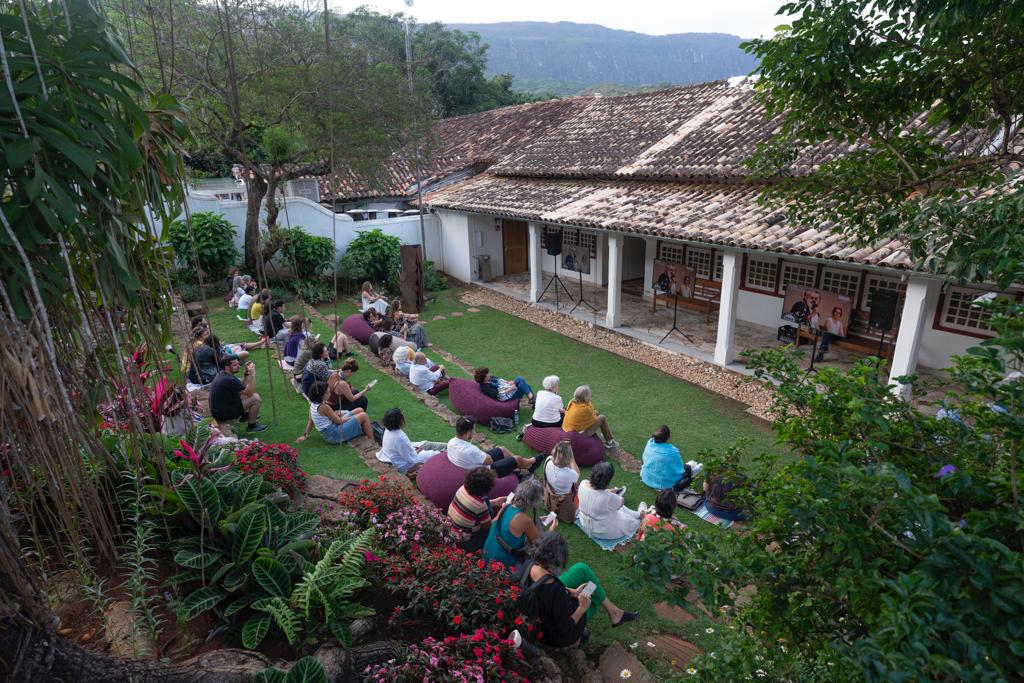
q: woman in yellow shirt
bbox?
[562,385,618,450]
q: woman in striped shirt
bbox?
[447,466,509,552]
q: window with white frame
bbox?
[579,230,597,257]
[562,228,580,246]
[821,268,861,302]
[861,275,906,311]
[744,255,778,292]
[686,247,713,278]
[713,252,724,282]
[657,241,685,264]
[940,287,1004,334]
[780,261,817,293]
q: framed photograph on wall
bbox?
[562,244,591,274]
[653,260,696,299]
[781,285,852,337]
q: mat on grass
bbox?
[575,513,634,551]
[688,501,734,530]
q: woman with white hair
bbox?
[562,385,618,450]
[532,375,565,428]
[483,478,557,569]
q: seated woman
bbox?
[525,533,639,647]
[326,358,376,412]
[637,488,686,541]
[360,281,389,315]
[186,328,218,386]
[248,292,270,331]
[282,317,310,364]
[376,407,446,475]
[448,466,509,552]
[388,298,430,349]
[483,478,555,569]
[532,375,565,428]
[563,385,618,450]
[703,473,748,522]
[300,346,332,396]
[292,336,317,381]
[296,380,373,445]
[577,462,643,541]
[474,367,534,404]
[261,300,290,342]
[236,284,256,315]
[362,307,390,332]
[544,440,580,524]
[640,425,692,492]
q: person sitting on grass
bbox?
[637,488,687,541]
[208,356,268,433]
[186,327,218,386]
[262,300,289,342]
[327,358,375,412]
[282,317,309,363]
[483,478,554,569]
[389,297,430,349]
[231,274,251,307]
[362,307,390,332]
[703,472,749,522]
[393,345,416,377]
[447,416,537,478]
[448,466,509,553]
[236,284,256,316]
[377,333,416,367]
[523,533,639,648]
[562,385,618,450]
[577,462,643,541]
[296,380,373,445]
[474,367,534,405]
[300,346,332,396]
[532,375,565,428]
[361,280,389,315]
[248,291,270,330]
[640,425,693,492]
[409,352,449,395]
[376,407,446,475]
[543,440,580,524]
[292,335,317,381]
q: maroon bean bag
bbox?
[416,451,518,510]
[522,426,605,466]
[448,377,519,425]
[342,313,374,345]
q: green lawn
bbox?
[202,288,782,655]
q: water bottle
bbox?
[513,409,520,426]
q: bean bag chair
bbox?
[342,313,374,345]
[448,377,518,425]
[522,426,604,467]
[416,451,518,510]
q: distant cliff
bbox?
[450,21,759,96]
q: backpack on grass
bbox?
[489,416,515,434]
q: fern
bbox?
[118,463,163,656]
[253,597,301,645]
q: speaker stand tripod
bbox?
[569,270,595,315]
[538,253,574,310]
[805,326,822,374]
[659,293,695,344]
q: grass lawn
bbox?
[201,287,783,656]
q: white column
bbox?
[641,238,657,298]
[605,232,624,327]
[714,249,742,366]
[528,222,543,302]
[888,275,939,399]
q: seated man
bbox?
[640,425,693,492]
[474,367,534,404]
[208,356,268,433]
[262,300,289,342]
[409,352,449,395]
[446,416,536,477]
[563,385,618,450]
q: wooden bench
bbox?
[651,277,722,324]
[795,311,896,359]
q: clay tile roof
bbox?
[425,173,912,269]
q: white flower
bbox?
[646,641,656,647]
[781,645,788,653]
[709,652,717,659]
[687,668,698,675]
[620,669,632,679]
[705,627,715,634]
[629,642,638,649]
[756,669,767,677]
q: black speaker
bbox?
[869,289,899,332]
[545,231,562,256]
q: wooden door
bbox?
[502,219,528,274]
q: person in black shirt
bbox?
[208,356,268,432]
[262,300,289,342]
[523,533,638,648]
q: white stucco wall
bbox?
[469,214,505,280]
[435,210,472,283]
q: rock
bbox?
[104,600,157,660]
[350,617,375,644]
[450,311,464,317]
[531,651,564,683]
[179,648,271,676]
[311,643,348,680]
[653,601,696,624]
[305,475,357,502]
[645,634,702,671]
[432,315,446,320]
[597,641,654,683]
[466,307,481,312]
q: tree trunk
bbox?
[244,175,267,284]
[265,173,281,231]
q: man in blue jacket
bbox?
[640,425,692,491]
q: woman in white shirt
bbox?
[577,462,643,540]
[375,408,445,474]
[360,281,389,315]
[532,375,565,428]
[544,440,580,523]
[236,285,255,315]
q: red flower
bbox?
[452,614,462,626]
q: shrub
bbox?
[291,278,333,304]
[337,476,419,528]
[339,229,401,292]
[274,227,334,279]
[168,212,239,280]
[176,281,224,303]
[379,504,461,559]
[423,260,447,291]
[379,545,533,637]
[362,630,529,683]
[233,443,308,498]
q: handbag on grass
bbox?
[489,416,515,434]
[371,421,385,445]
[676,488,704,511]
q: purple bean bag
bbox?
[522,426,605,466]
[448,377,519,425]
[342,313,374,345]
[416,451,518,510]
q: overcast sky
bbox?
[344,0,792,39]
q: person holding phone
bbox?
[523,533,639,647]
[328,358,375,412]
[208,356,268,433]
[483,478,555,569]
[447,466,508,552]
[296,380,373,444]
[577,462,643,540]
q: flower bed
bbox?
[380,504,461,558]
[233,442,308,497]
[337,476,420,526]
[363,629,529,682]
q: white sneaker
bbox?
[509,629,522,649]
[638,501,648,514]
[604,439,619,450]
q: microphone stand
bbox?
[659,293,695,344]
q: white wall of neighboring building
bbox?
[469,214,505,280]
[916,291,982,369]
[435,210,472,283]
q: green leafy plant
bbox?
[168,212,240,281]
[176,282,225,303]
[422,260,447,291]
[253,656,328,683]
[273,227,334,280]
[291,278,333,305]
[338,229,401,292]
